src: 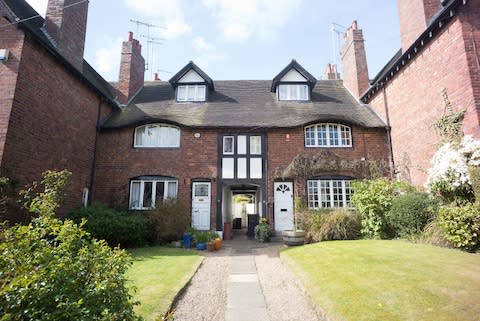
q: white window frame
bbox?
[277,84,309,101]
[304,123,352,147]
[129,179,178,210]
[134,124,181,148]
[307,179,353,209]
[223,136,235,155]
[176,84,206,102]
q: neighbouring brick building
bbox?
[347,0,480,186]
[6,0,476,234]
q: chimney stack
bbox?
[117,32,145,105]
[341,20,370,99]
[45,0,89,71]
[397,0,440,52]
[323,63,341,80]
[153,72,160,81]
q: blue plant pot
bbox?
[196,242,207,251]
[183,233,192,248]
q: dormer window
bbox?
[278,84,309,101]
[271,60,317,102]
[177,84,206,102]
[169,61,214,103]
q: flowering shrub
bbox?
[426,135,480,202]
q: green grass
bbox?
[126,247,203,321]
[281,240,480,321]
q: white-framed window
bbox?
[250,136,262,154]
[307,179,353,209]
[129,178,178,210]
[177,84,206,102]
[304,123,352,147]
[223,136,234,154]
[278,84,309,101]
[134,124,180,148]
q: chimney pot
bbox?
[128,31,133,41]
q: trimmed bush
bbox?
[148,199,190,243]
[438,202,480,252]
[254,218,272,242]
[385,192,437,238]
[319,209,361,241]
[69,203,149,248]
[0,170,141,321]
[352,178,414,239]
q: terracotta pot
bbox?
[214,238,222,250]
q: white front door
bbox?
[274,182,294,231]
[192,182,211,230]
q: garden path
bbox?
[172,231,324,321]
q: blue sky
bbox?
[26,0,401,82]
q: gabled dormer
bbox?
[271,60,317,101]
[169,61,214,102]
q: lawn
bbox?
[126,247,203,321]
[281,240,480,321]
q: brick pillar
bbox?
[397,0,441,51]
[45,0,89,71]
[341,21,370,99]
[117,32,145,105]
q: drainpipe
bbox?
[89,98,103,205]
[382,87,395,179]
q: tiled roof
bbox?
[102,80,386,129]
[2,0,118,106]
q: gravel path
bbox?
[173,240,325,321]
[173,247,231,321]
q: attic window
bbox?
[278,84,309,101]
[177,84,206,102]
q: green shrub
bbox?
[148,200,190,243]
[351,178,414,239]
[319,209,361,241]
[297,208,331,243]
[385,192,437,238]
[68,204,149,248]
[254,218,272,242]
[438,202,480,252]
[0,170,141,321]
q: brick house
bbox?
[0,0,117,220]
[346,0,480,186]
[0,0,391,232]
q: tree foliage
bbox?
[0,170,142,321]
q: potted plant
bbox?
[194,231,209,250]
[282,196,305,246]
[254,218,272,242]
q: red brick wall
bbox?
[117,33,145,104]
[368,10,478,186]
[266,126,389,222]
[0,17,25,170]
[95,126,218,229]
[0,33,113,213]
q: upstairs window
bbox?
[305,123,352,147]
[129,178,178,210]
[177,84,206,102]
[278,84,309,101]
[134,124,180,148]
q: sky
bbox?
[25,0,401,82]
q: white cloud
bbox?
[26,0,48,16]
[202,0,303,42]
[192,36,222,70]
[124,0,191,39]
[93,38,123,80]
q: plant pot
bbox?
[214,238,222,250]
[207,241,215,252]
[282,230,305,246]
[196,242,207,251]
